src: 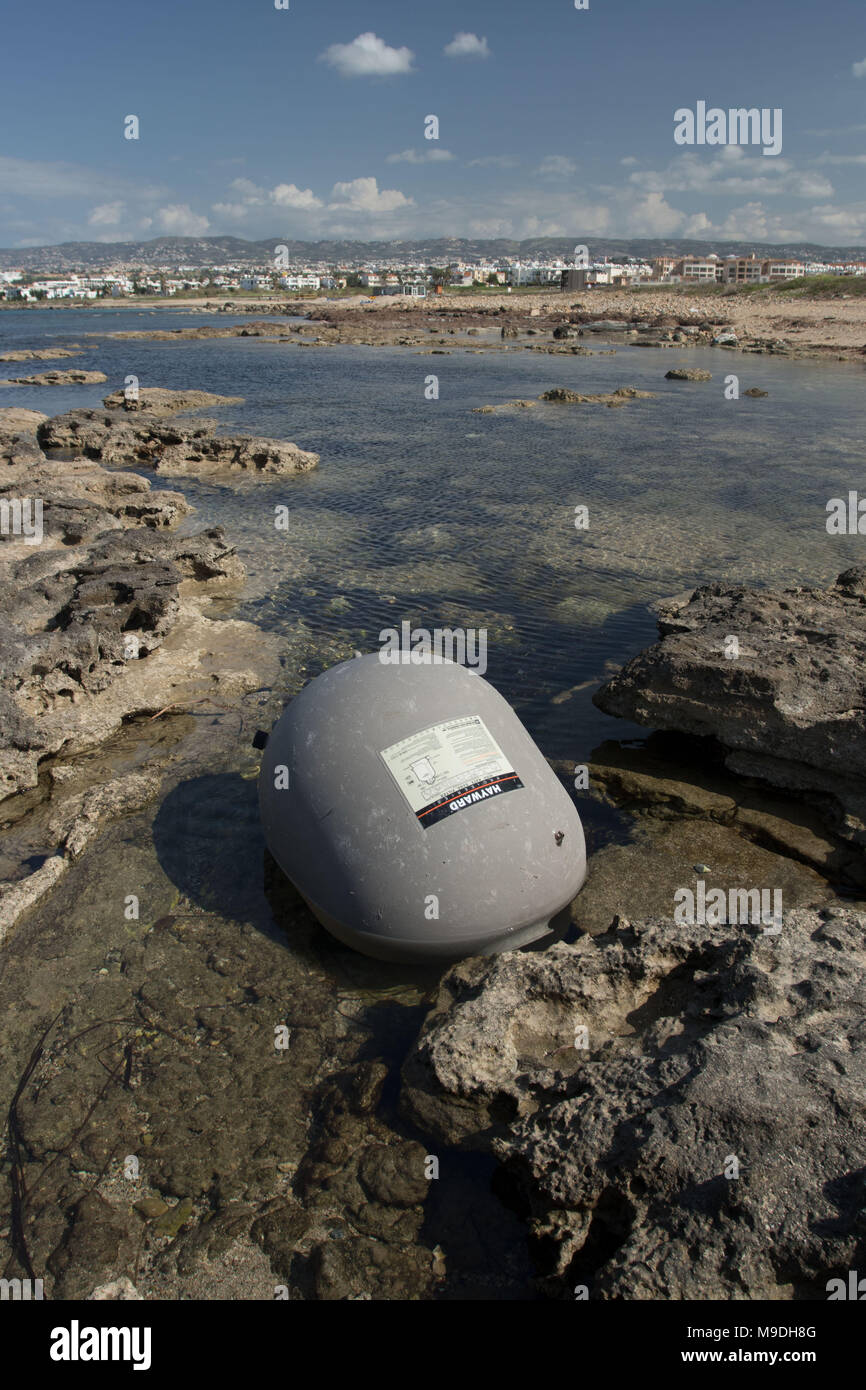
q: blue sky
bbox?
[2,0,865,248]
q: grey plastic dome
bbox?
[259,654,586,962]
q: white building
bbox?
[280,273,321,291]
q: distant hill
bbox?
[2,234,864,272]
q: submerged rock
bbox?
[402,901,866,1298]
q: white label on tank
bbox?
[380,716,523,829]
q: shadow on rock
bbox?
[152,772,274,930]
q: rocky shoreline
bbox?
[0,396,305,940]
[401,898,865,1298]
[1,361,864,1299]
[32,287,861,362]
[594,567,866,858]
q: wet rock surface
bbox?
[0,408,50,467]
[0,404,299,945]
[539,386,655,406]
[594,568,866,851]
[0,521,245,800]
[39,407,319,477]
[0,751,536,1300]
[2,338,863,1299]
[101,387,243,415]
[476,386,655,412]
[401,901,866,1299]
[2,369,107,386]
[0,348,81,362]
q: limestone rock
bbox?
[101,387,243,414]
[402,902,866,1299]
[3,370,107,385]
[39,408,318,477]
[593,568,866,847]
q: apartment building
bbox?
[763,260,805,279]
[679,257,719,281]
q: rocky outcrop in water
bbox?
[0,406,297,944]
[2,407,191,542]
[101,387,243,415]
[593,568,866,850]
[402,901,866,1298]
[0,348,81,361]
[2,370,107,385]
[39,407,319,477]
[540,386,655,406]
[1,408,49,468]
[0,522,243,802]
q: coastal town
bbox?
[3,248,866,302]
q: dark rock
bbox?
[593,569,866,848]
[48,1191,138,1300]
[401,902,866,1298]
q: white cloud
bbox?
[319,32,414,77]
[852,56,866,77]
[467,155,519,169]
[468,217,513,236]
[804,123,866,136]
[652,199,866,243]
[229,178,265,203]
[386,148,454,164]
[629,152,834,199]
[536,155,577,179]
[271,183,323,209]
[329,177,413,213]
[88,201,125,227]
[522,215,567,236]
[627,191,685,235]
[211,202,249,221]
[683,211,712,236]
[155,204,210,236]
[819,153,866,165]
[444,32,490,59]
[212,179,322,220]
[620,156,638,167]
